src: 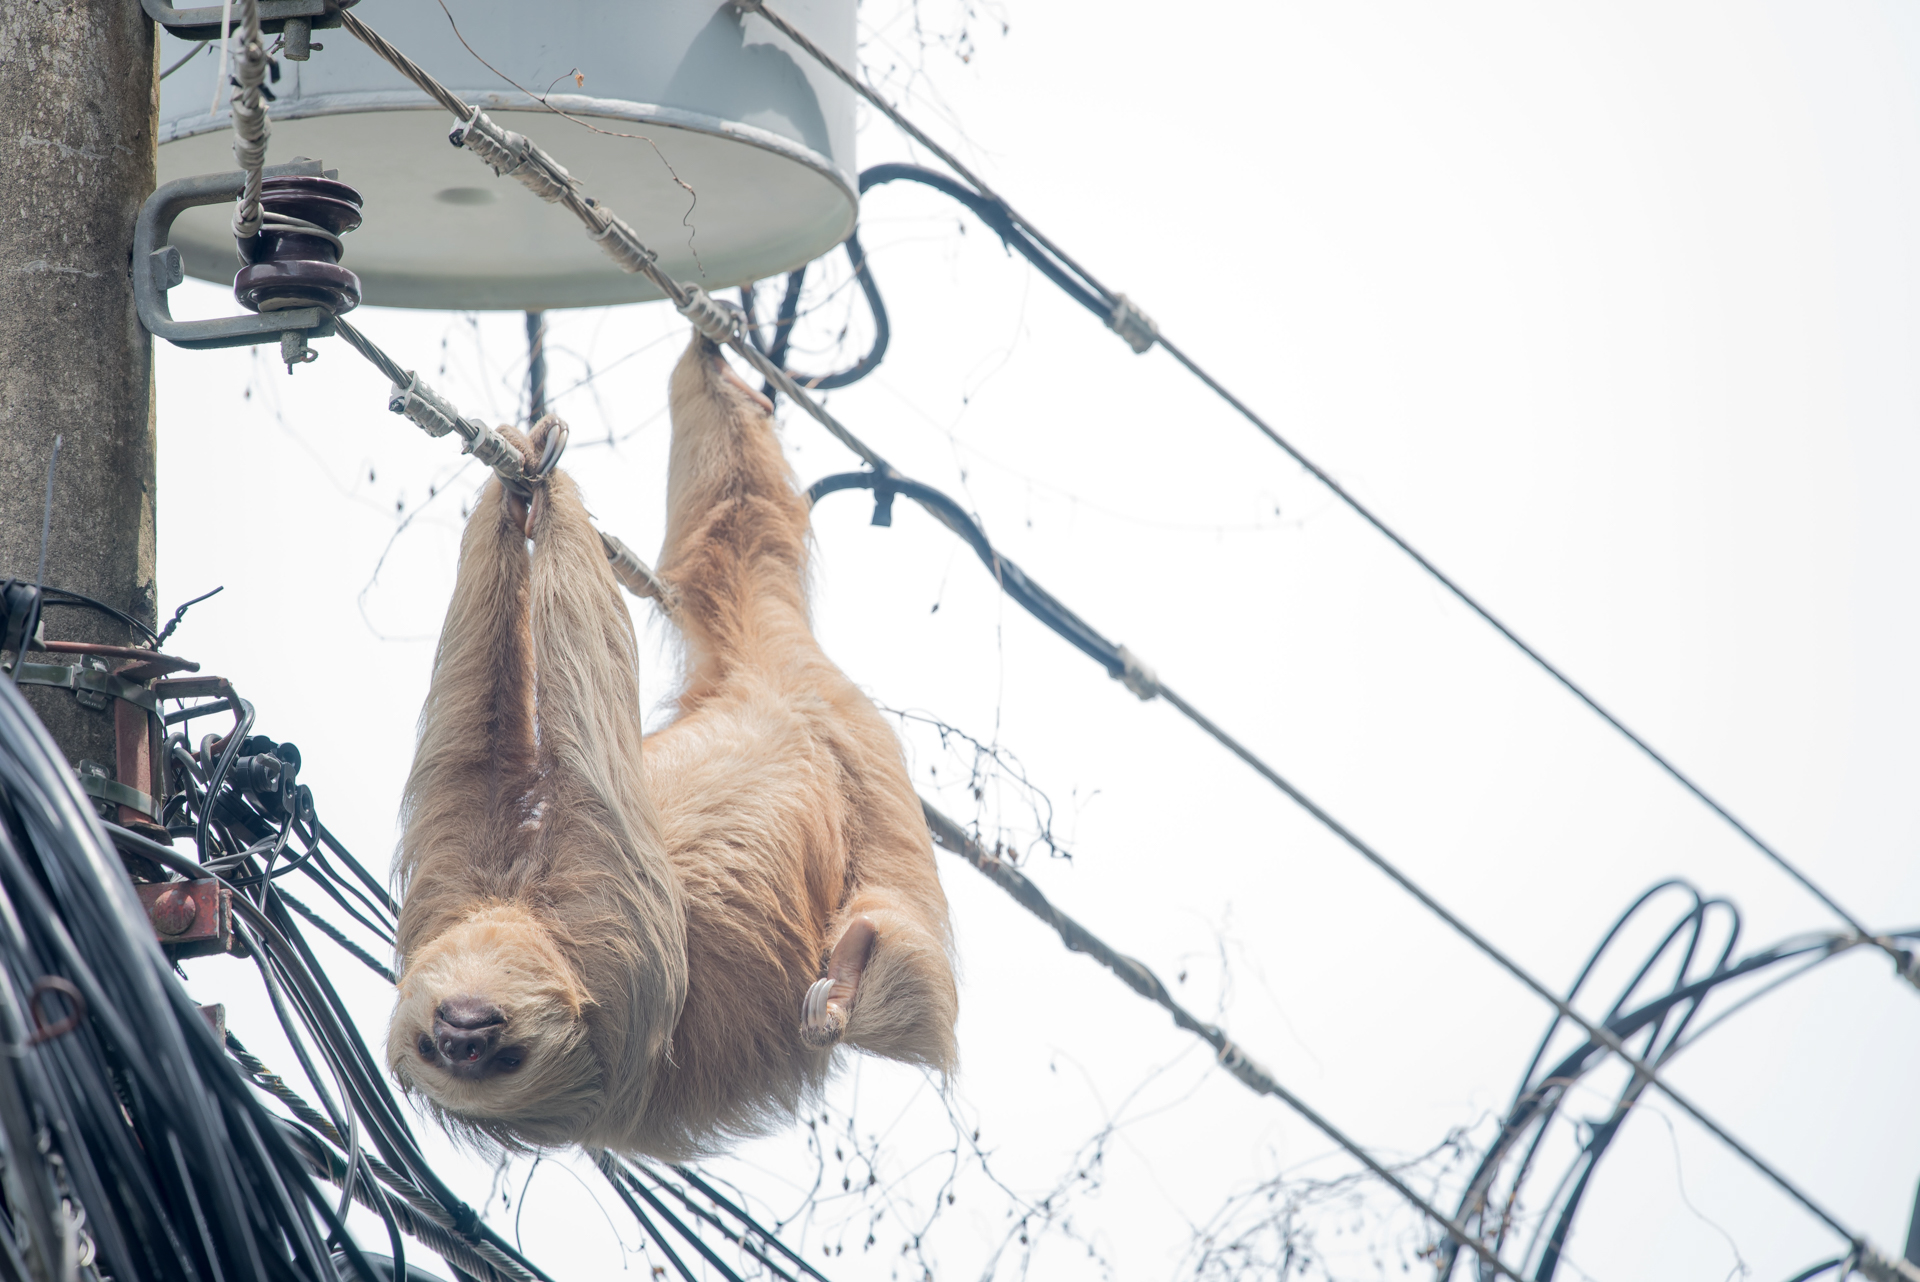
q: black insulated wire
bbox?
[848,89,1890,978]
[742,227,891,394]
[805,465,1882,1255]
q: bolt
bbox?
[151,885,198,936]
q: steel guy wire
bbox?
[324,14,1906,1266]
[805,471,1901,1266]
[739,0,1911,985]
[921,800,1527,1281]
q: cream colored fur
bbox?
[387,333,959,1156]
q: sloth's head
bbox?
[387,903,600,1143]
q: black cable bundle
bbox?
[0,666,380,1282]
[1439,882,1920,1281]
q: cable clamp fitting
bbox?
[450,107,576,204]
[588,208,660,277]
[678,285,745,344]
[600,531,680,616]
[1107,293,1158,354]
[1857,1247,1920,1282]
[388,372,469,439]
[1112,644,1160,701]
[387,373,527,483]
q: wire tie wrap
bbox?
[1113,644,1160,701]
[588,208,660,276]
[451,106,576,204]
[1107,293,1157,354]
[387,373,527,483]
[677,285,743,344]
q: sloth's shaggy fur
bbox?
[387,334,959,1156]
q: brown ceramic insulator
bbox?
[233,174,366,315]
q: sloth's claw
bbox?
[800,977,837,1047]
[799,915,878,1049]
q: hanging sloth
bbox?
[386,332,958,1155]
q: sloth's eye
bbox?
[494,1051,524,1072]
[417,1034,436,1061]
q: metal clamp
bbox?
[75,764,164,824]
[133,159,340,351]
[141,0,350,42]
[13,663,162,716]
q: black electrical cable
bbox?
[0,669,389,1282]
[742,227,890,394]
[33,585,162,644]
[1782,1261,1845,1282]
[805,466,1882,1254]
[1440,886,1914,1280]
[855,156,1897,980]
[668,1165,837,1282]
[807,471,1128,675]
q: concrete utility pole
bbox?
[0,2,160,771]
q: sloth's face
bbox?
[387,904,598,1134]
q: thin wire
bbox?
[1154,331,1900,969]
[160,40,209,81]
[922,801,1526,1280]
[749,0,1903,979]
[1149,682,1858,1241]
[811,470,1869,1249]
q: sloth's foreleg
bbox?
[522,422,687,1072]
[397,465,538,927]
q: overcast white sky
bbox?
[151,3,1920,1280]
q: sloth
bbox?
[386,332,959,1155]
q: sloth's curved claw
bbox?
[800,977,836,1046]
[800,915,878,1049]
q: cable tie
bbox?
[1106,294,1157,354]
[1112,644,1160,701]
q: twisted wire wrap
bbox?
[453,109,578,204]
[676,286,742,344]
[228,0,270,243]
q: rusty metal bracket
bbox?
[135,880,236,960]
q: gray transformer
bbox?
[156,0,858,310]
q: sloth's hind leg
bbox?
[800,892,958,1071]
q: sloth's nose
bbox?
[434,998,505,1070]
[437,997,504,1030]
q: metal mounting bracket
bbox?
[133,159,339,351]
[141,0,351,43]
